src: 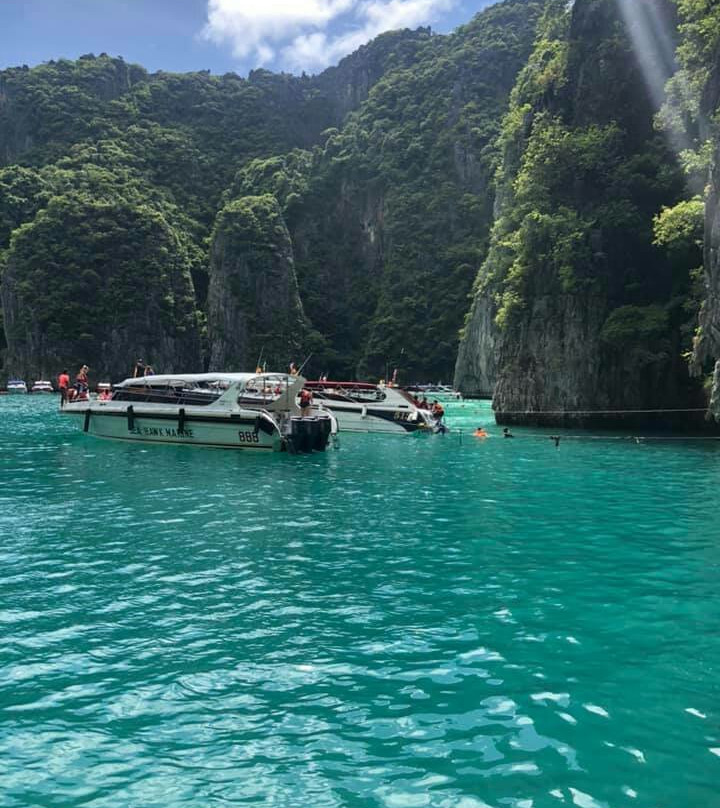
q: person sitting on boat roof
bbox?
[98,388,112,401]
[420,395,429,410]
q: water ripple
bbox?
[0,397,719,806]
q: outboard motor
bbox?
[306,417,320,452]
[316,417,332,451]
[288,416,313,453]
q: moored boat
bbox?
[6,379,28,394]
[302,380,434,434]
[30,380,54,394]
[61,372,337,453]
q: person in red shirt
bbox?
[57,369,70,407]
[299,387,313,416]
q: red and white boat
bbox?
[303,381,433,434]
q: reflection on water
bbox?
[1,396,719,807]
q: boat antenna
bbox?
[297,354,313,375]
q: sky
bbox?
[0,0,499,77]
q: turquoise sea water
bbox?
[1,395,719,808]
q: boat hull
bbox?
[64,407,280,450]
[321,404,428,434]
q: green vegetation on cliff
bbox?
[0,0,543,381]
[1,0,719,422]
[455,0,708,420]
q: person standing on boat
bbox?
[133,359,145,378]
[57,369,70,407]
[289,362,299,376]
[299,387,313,416]
[74,365,90,400]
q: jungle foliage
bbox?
[0,0,543,380]
[1,0,718,387]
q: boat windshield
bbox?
[237,375,294,405]
[305,381,387,403]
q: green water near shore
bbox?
[1,396,719,807]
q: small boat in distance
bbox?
[303,380,433,434]
[30,380,54,394]
[61,372,337,453]
[6,379,28,394]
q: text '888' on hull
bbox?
[61,372,336,452]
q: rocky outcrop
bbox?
[454,295,497,397]
[455,0,707,426]
[207,195,307,372]
[313,28,431,122]
[1,195,202,382]
[0,55,145,165]
[692,56,720,420]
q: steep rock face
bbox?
[1,195,202,381]
[455,0,705,424]
[454,296,497,397]
[237,0,545,379]
[0,55,145,165]
[207,195,307,372]
[313,28,432,123]
[693,58,720,419]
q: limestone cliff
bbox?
[0,55,145,165]
[234,0,545,379]
[692,55,720,420]
[455,0,706,426]
[1,195,202,381]
[207,195,307,372]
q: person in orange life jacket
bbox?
[299,387,313,416]
[431,400,444,420]
[57,369,70,406]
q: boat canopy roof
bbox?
[114,372,302,388]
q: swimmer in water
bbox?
[503,427,514,438]
[473,426,488,438]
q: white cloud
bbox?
[202,0,456,72]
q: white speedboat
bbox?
[30,380,54,394]
[303,381,434,434]
[6,379,28,394]
[62,372,337,453]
